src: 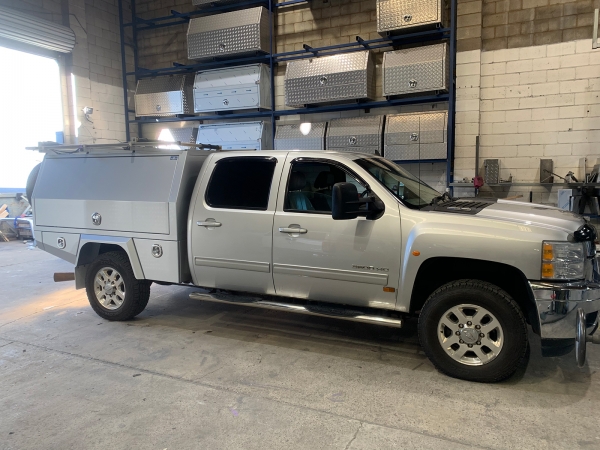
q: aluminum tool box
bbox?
[284,51,375,107]
[158,127,199,149]
[326,116,383,155]
[196,121,272,150]
[383,43,449,97]
[384,111,448,161]
[187,7,270,60]
[30,141,217,283]
[193,64,271,113]
[135,75,194,117]
[274,122,327,150]
[377,0,444,34]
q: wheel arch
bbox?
[409,257,538,334]
[74,236,144,289]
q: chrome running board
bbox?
[189,291,403,328]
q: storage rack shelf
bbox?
[118,0,457,185]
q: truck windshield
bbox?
[355,158,441,208]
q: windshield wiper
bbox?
[430,192,453,205]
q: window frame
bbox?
[283,157,370,215]
[204,156,278,211]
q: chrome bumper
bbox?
[531,281,600,340]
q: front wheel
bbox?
[85,251,151,321]
[418,280,528,383]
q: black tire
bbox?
[85,251,151,321]
[418,279,528,383]
[26,163,41,205]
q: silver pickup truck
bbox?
[28,140,600,382]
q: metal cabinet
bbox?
[384,111,447,161]
[134,75,194,117]
[196,122,272,150]
[326,116,383,155]
[377,0,444,34]
[187,7,270,60]
[193,64,271,113]
[284,51,375,107]
[274,122,327,150]
[383,43,449,97]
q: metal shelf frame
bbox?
[117,0,458,188]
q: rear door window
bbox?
[205,157,277,210]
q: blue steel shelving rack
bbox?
[117,0,457,188]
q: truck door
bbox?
[189,154,285,294]
[272,156,402,310]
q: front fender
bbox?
[397,210,568,311]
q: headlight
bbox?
[542,241,585,280]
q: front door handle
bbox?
[279,227,307,234]
[197,221,222,227]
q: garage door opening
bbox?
[0,46,63,192]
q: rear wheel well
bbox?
[77,243,127,267]
[410,257,537,332]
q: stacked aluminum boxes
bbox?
[384,111,448,161]
[274,122,327,150]
[377,0,444,34]
[284,51,375,107]
[193,64,271,113]
[187,7,270,60]
[134,75,194,117]
[383,43,449,97]
[196,122,272,150]
[326,116,383,155]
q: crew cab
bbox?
[28,140,600,382]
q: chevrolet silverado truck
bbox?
[27,140,600,382]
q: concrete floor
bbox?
[1,242,600,450]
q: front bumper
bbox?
[531,281,600,340]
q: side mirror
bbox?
[332,183,385,220]
[332,182,359,220]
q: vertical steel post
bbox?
[447,0,457,196]
[269,0,276,149]
[131,0,141,138]
[118,0,130,141]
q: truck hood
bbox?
[476,199,585,234]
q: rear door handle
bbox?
[197,221,222,227]
[279,227,307,234]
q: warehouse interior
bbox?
[2,0,600,448]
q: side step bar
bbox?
[189,291,403,328]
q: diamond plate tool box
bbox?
[326,116,383,155]
[377,0,444,34]
[187,7,270,60]
[195,121,272,150]
[135,75,194,117]
[193,64,271,113]
[284,51,375,107]
[384,111,448,161]
[274,122,327,150]
[383,43,449,97]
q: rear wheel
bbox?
[418,279,528,382]
[85,251,150,321]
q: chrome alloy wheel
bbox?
[94,267,126,310]
[437,304,504,366]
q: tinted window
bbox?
[284,161,366,213]
[206,157,276,210]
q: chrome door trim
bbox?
[273,263,388,285]
[194,256,271,273]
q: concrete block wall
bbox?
[1,0,129,145]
